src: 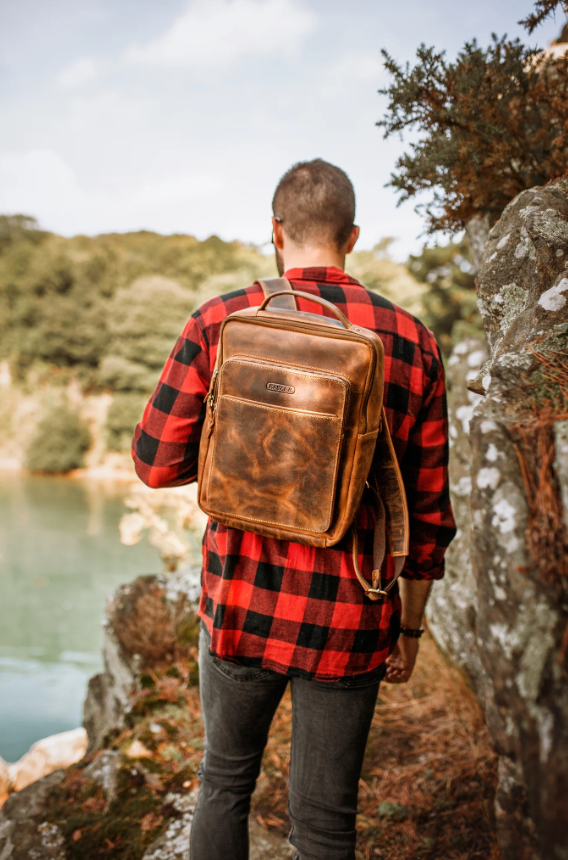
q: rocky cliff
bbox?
[0,572,294,860]
[428,178,568,860]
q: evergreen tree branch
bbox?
[520,0,568,35]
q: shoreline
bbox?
[0,458,140,484]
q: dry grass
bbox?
[110,581,198,667]
[514,423,568,581]
[510,348,568,582]
[112,584,179,664]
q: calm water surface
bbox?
[0,473,162,762]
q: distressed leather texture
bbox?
[197,279,409,597]
[208,394,343,533]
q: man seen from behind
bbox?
[132,159,456,860]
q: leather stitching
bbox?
[226,353,356,384]
[219,394,343,420]
[221,357,350,390]
[218,358,349,415]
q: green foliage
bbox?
[0,214,48,250]
[378,33,568,233]
[407,239,483,353]
[105,393,148,453]
[520,0,568,34]
[0,220,275,383]
[2,237,109,367]
[25,403,91,473]
[101,276,195,393]
[98,356,158,393]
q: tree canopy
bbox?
[378,7,568,234]
[0,225,275,382]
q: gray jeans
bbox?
[190,624,383,860]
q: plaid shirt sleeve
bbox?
[399,336,455,581]
[132,312,210,488]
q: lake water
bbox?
[0,473,163,762]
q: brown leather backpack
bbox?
[197,278,409,600]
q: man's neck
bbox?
[281,246,346,272]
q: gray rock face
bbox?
[79,569,293,860]
[426,339,499,726]
[0,771,66,860]
[142,792,197,860]
[82,750,121,802]
[427,338,486,676]
[140,791,292,860]
[83,627,138,756]
[475,180,568,383]
[83,568,201,755]
[0,772,293,860]
[429,178,568,860]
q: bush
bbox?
[0,225,276,384]
[105,392,147,452]
[407,239,483,354]
[98,355,159,393]
[25,403,91,473]
[104,276,195,370]
[378,30,568,234]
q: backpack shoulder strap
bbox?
[257,277,297,310]
[352,409,410,601]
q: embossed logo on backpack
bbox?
[266,382,295,394]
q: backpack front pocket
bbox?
[207,394,344,534]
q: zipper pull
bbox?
[208,369,219,407]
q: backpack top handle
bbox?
[258,289,352,330]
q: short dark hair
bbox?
[272,159,356,249]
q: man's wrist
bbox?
[399,626,424,639]
[399,579,432,629]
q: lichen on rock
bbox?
[0,570,296,860]
[429,176,568,860]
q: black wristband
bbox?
[400,626,424,639]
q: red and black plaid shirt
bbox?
[132,267,456,681]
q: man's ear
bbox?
[345,225,360,254]
[272,217,285,249]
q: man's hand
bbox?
[385,637,419,684]
[384,578,433,684]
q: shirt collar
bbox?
[283,266,364,287]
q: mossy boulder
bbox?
[427,177,568,860]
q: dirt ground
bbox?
[252,632,499,860]
[25,621,498,860]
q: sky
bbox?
[0,0,564,259]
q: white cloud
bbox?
[124,0,317,72]
[0,150,225,236]
[132,172,225,207]
[56,56,103,89]
[0,151,85,219]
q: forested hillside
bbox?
[2,215,473,473]
[0,215,276,381]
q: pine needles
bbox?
[511,349,568,582]
[253,635,499,860]
[378,28,568,234]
